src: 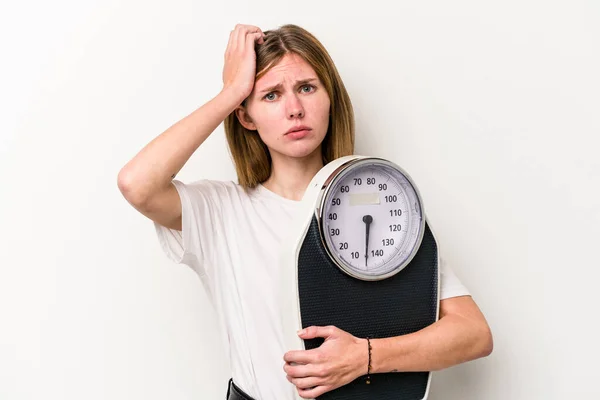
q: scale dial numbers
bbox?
[320,160,424,280]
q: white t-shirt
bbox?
[154,179,470,400]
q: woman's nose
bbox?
[286,95,305,118]
[289,108,304,118]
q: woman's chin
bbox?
[272,143,322,160]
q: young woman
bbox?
[118,23,493,400]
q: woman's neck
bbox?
[262,150,324,201]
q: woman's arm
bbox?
[284,295,493,398]
[368,295,493,373]
[117,24,265,230]
[117,88,244,229]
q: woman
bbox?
[118,23,493,400]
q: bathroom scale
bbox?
[280,155,440,400]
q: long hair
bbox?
[224,24,355,188]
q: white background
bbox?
[1,0,599,399]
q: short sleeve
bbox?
[153,179,221,277]
[439,257,470,300]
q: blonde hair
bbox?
[224,24,355,188]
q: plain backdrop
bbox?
[1,0,599,399]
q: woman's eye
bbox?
[264,85,314,101]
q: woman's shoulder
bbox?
[182,178,240,192]
[185,178,239,189]
[180,178,256,203]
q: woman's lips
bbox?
[286,129,311,139]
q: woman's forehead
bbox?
[256,54,318,87]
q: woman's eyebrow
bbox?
[257,78,318,94]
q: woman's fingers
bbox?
[247,31,264,52]
[234,24,262,53]
[221,24,264,98]
[286,375,323,390]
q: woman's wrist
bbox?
[219,86,248,108]
[353,337,371,380]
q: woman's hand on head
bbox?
[222,24,266,103]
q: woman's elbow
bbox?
[477,323,494,358]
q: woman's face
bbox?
[236,53,331,160]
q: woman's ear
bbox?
[235,105,257,131]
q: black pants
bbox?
[226,378,255,400]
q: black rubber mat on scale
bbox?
[297,216,438,400]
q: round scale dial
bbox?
[318,158,425,281]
